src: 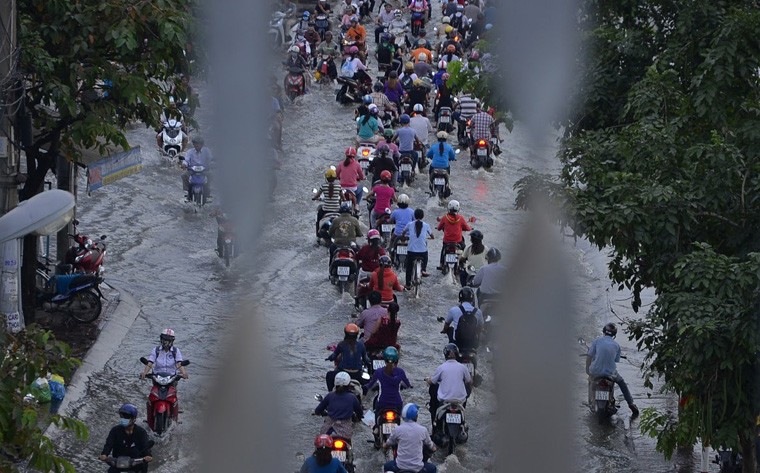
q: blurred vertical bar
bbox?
[198,0,283,470]
[493,0,580,471]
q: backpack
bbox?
[454,305,479,350]
[401,74,414,91]
[377,44,393,64]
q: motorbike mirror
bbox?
[484,315,492,323]
[139,357,149,365]
[100,235,107,240]
[362,372,371,381]
[362,186,369,193]
[315,394,324,402]
[436,316,445,323]
[312,188,318,194]
[72,219,80,226]
[455,148,461,154]
[178,155,185,161]
[180,360,190,366]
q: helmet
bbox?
[418,52,427,62]
[397,193,410,205]
[444,25,454,34]
[413,103,424,113]
[303,11,311,18]
[401,403,419,421]
[446,44,456,53]
[368,229,382,241]
[335,371,352,387]
[400,114,410,124]
[441,73,450,81]
[362,94,373,105]
[345,146,357,157]
[374,82,384,92]
[469,50,480,61]
[443,343,459,359]
[345,323,360,335]
[442,16,451,24]
[413,78,423,87]
[379,255,392,267]
[438,60,448,70]
[325,168,337,180]
[376,141,390,153]
[383,128,394,138]
[369,104,379,115]
[383,346,399,363]
[160,328,175,342]
[458,286,475,303]
[191,135,204,145]
[350,15,359,22]
[314,434,334,449]
[456,4,464,11]
[381,32,391,43]
[470,229,483,241]
[404,61,414,71]
[119,403,138,419]
[289,45,300,53]
[486,247,502,263]
[436,130,449,140]
[603,323,618,338]
[380,170,392,182]
[393,9,402,17]
[447,199,460,212]
[348,45,359,54]
[339,201,353,213]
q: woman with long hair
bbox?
[400,208,434,286]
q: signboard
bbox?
[86,146,142,192]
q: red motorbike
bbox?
[140,357,190,436]
[63,219,107,276]
[285,67,306,102]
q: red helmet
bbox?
[314,434,334,449]
[345,147,357,157]
[380,170,392,182]
[345,323,360,335]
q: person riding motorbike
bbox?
[468,102,496,152]
[400,208,434,285]
[383,403,437,473]
[432,73,453,119]
[316,371,364,439]
[328,201,364,262]
[458,229,488,287]
[336,146,366,204]
[452,91,479,144]
[411,44,432,64]
[389,193,414,247]
[425,343,472,427]
[436,199,472,270]
[399,62,418,92]
[357,230,388,273]
[181,136,213,201]
[413,28,433,50]
[315,0,333,15]
[357,290,387,340]
[371,81,399,119]
[388,9,410,48]
[441,287,483,350]
[316,31,341,80]
[471,247,506,303]
[313,168,343,237]
[300,434,348,473]
[140,328,188,421]
[368,141,398,187]
[366,170,396,229]
[364,348,413,444]
[340,45,370,84]
[284,45,310,93]
[426,131,456,187]
[370,255,404,304]
[346,16,368,57]
[410,103,434,152]
[393,114,422,169]
[586,323,639,417]
[356,104,384,144]
[326,324,371,391]
[439,43,460,65]
[407,79,431,114]
[99,404,153,473]
[375,3,396,43]
[365,301,401,351]
[432,60,448,88]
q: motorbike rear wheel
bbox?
[224,241,233,267]
[68,290,102,323]
[154,412,166,435]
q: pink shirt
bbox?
[337,158,366,188]
[372,185,395,213]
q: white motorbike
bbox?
[269,4,296,48]
[160,119,186,162]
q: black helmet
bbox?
[486,247,501,263]
[339,201,353,213]
[379,255,392,267]
[119,403,138,419]
[603,323,617,338]
[458,287,475,303]
[374,82,384,92]
[469,229,483,241]
[443,343,459,359]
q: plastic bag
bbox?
[28,377,51,404]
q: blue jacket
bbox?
[426,142,456,169]
[327,340,369,371]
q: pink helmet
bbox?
[348,45,359,54]
[367,229,382,240]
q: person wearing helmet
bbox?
[180,135,213,201]
[357,231,388,273]
[328,201,363,261]
[356,103,384,144]
[371,81,398,119]
[426,343,472,427]
[409,103,434,153]
[316,369,364,439]
[326,324,372,391]
[357,290,387,340]
[472,247,506,303]
[382,402,437,473]
[365,301,402,352]
[284,42,311,92]
[300,434,348,473]
[393,114,422,170]
[375,3,395,43]
[339,42,368,84]
[383,71,405,111]
[399,62,418,92]
[370,254,404,303]
[436,199,472,270]
[426,130,456,187]
[100,404,153,472]
[336,146,366,204]
[443,0,459,17]
[316,31,340,80]
[407,78,431,117]
[366,169,397,229]
[313,168,343,237]
[458,229,488,286]
[363,347,413,442]
[432,60,448,88]
[440,43,461,64]
[140,328,188,423]
[442,286,484,351]
[389,193,414,246]
[414,28,433,49]
[586,323,639,417]
[368,140,398,186]
[411,44,432,64]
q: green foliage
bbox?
[0,325,88,472]
[514,0,760,464]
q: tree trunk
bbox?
[740,430,757,473]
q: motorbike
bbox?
[410,8,426,37]
[388,25,408,49]
[314,14,331,41]
[36,269,104,323]
[373,405,401,455]
[376,214,394,248]
[398,152,415,187]
[159,119,186,161]
[269,4,296,48]
[429,168,451,202]
[414,141,428,170]
[358,0,371,23]
[589,375,618,421]
[437,106,453,132]
[331,436,355,473]
[391,236,409,269]
[102,447,153,472]
[315,55,337,84]
[490,135,502,156]
[357,143,376,174]
[284,67,306,102]
[432,402,468,455]
[180,157,208,211]
[215,212,236,268]
[441,242,461,283]
[330,245,359,294]
[140,357,190,436]
[470,138,493,169]
[63,219,107,276]
[336,72,373,105]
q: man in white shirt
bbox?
[383,403,437,472]
[409,103,434,149]
[425,343,472,426]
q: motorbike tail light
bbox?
[338,250,352,259]
[385,411,396,422]
[333,439,345,449]
[478,139,486,146]
[362,149,370,156]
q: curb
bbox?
[44,283,141,439]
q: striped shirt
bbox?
[321,182,342,213]
[457,94,479,119]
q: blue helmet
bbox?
[303,11,311,19]
[119,403,138,418]
[401,403,419,422]
[400,114,410,124]
[362,94,373,105]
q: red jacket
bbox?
[357,244,387,272]
[370,268,403,302]
[365,317,401,351]
[436,213,471,243]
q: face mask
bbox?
[120,418,131,427]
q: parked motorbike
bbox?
[140,357,190,436]
[36,271,104,323]
[398,153,415,187]
[64,219,107,276]
[159,118,186,161]
[330,245,359,294]
[470,138,493,169]
[432,402,468,455]
[429,168,451,202]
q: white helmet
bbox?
[335,371,351,387]
[413,103,424,112]
[437,130,449,139]
[418,52,427,62]
[393,9,402,17]
[442,16,451,24]
[438,60,447,70]
[397,193,410,204]
[289,45,300,53]
[447,199,460,212]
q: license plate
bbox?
[396,245,408,255]
[434,178,445,186]
[332,450,346,462]
[337,266,351,276]
[381,224,393,233]
[445,413,462,424]
[360,161,369,169]
[373,359,385,370]
[382,423,396,434]
[595,391,609,401]
[440,117,450,123]
[445,253,458,263]
[400,163,412,172]
[477,148,487,156]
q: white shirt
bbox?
[430,359,471,402]
[409,115,433,145]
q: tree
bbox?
[0,326,87,472]
[16,0,195,321]
[513,1,760,471]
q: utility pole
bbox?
[0,0,18,214]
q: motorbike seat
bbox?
[592,376,616,384]
[435,402,464,421]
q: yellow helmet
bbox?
[325,168,337,179]
[404,61,414,71]
[444,25,454,34]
